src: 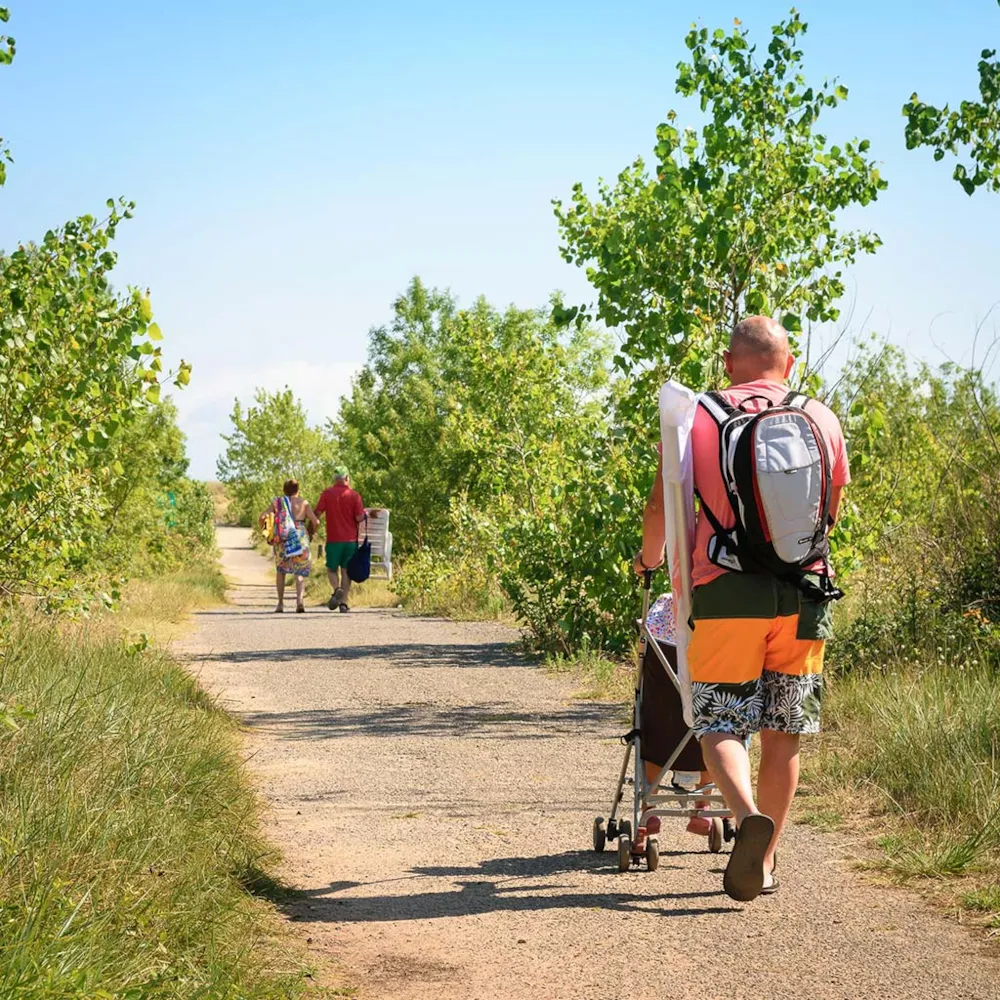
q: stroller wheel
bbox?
[645,837,660,872]
[617,835,632,872]
[607,818,618,841]
[708,817,724,854]
[618,819,632,843]
[592,817,607,852]
[723,818,736,843]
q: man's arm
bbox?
[829,485,844,526]
[634,454,667,574]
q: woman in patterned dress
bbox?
[260,479,318,613]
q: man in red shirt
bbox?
[314,467,366,613]
[636,316,850,901]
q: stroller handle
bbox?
[642,569,653,591]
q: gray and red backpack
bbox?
[697,390,843,603]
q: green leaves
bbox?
[904,45,1000,195]
[0,209,192,597]
[554,9,886,412]
[217,387,334,528]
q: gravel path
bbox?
[179,528,1000,1000]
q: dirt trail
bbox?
[179,528,1000,1000]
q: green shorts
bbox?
[325,541,358,571]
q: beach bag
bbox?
[346,517,371,583]
[275,496,305,557]
[697,390,842,602]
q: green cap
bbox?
[333,465,349,479]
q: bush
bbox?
[394,547,509,621]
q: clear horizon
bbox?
[2,1,998,479]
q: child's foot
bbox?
[686,800,712,836]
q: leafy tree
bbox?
[0,6,200,600]
[0,211,191,597]
[829,344,1000,671]
[904,3,1000,195]
[334,277,611,553]
[217,388,334,527]
[554,10,886,408]
[334,279,464,549]
[91,400,215,577]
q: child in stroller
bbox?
[594,582,734,870]
[643,593,714,840]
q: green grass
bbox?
[545,645,633,701]
[962,886,1000,927]
[0,598,314,997]
[805,657,1000,907]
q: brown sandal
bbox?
[723,813,774,902]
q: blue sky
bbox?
[3,1,999,478]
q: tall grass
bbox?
[0,610,309,999]
[809,657,1000,895]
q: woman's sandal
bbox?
[296,604,305,614]
[723,813,775,902]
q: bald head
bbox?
[725,316,794,385]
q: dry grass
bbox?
[304,571,400,610]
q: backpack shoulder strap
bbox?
[698,391,734,426]
[782,390,810,409]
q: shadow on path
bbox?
[240,701,621,741]
[188,641,528,669]
[282,850,738,923]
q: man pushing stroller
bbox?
[635,316,850,901]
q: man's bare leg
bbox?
[275,571,285,611]
[756,729,800,873]
[699,733,758,825]
[702,732,774,900]
[339,567,352,606]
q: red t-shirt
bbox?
[315,484,364,543]
[690,379,851,587]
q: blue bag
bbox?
[278,495,305,558]
[346,516,371,583]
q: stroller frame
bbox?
[593,574,734,871]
